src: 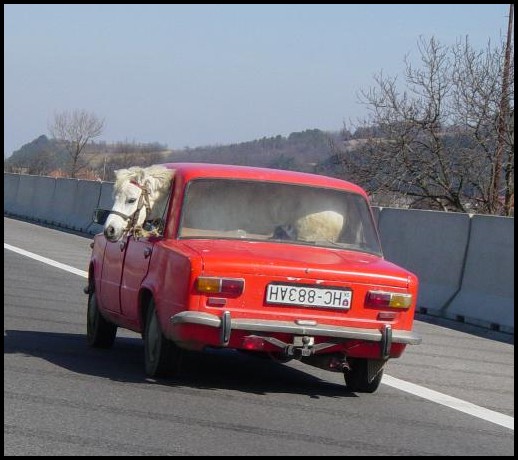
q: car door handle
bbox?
[144,247,152,258]
[119,241,126,251]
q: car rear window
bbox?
[179,178,382,255]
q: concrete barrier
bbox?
[371,206,381,227]
[446,215,514,333]
[69,180,102,233]
[32,176,57,223]
[88,181,115,235]
[4,173,21,214]
[97,181,115,210]
[13,175,40,219]
[48,178,79,228]
[377,208,471,315]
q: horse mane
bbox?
[114,165,174,195]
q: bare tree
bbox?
[451,31,514,215]
[334,33,514,215]
[495,4,514,215]
[49,109,104,178]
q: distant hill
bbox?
[4,135,69,173]
[9,135,58,159]
[162,129,338,172]
[4,129,340,179]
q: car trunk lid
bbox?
[181,239,410,288]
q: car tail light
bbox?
[365,290,412,309]
[195,277,244,296]
[242,336,266,350]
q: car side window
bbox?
[140,182,173,237]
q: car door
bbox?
[99,236,128,313]
[119,235,156,321]
[99,180,173,318]
[120,190,173,322]
[98,234,156,319]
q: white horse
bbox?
[103,165,175,242]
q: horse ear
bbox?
[114,168,129,181]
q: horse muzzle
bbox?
[104,224,124,242]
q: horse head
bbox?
[104,165,174,242]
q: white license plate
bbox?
[266,284,352,309]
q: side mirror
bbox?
[92,209,111,225]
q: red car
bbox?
[86,163,421,393]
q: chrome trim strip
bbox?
[170,311,221,327]
[170,312,422,345]
[393,330,421,344]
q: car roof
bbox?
[160,162,368,198]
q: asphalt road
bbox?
[4,217,514,456]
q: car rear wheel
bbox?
[343,358,384,393]
[144,300,182,378]
[87,292,117,348]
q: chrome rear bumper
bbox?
[170,311,422,351]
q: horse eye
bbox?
[127,198,137,204]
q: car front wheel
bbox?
[87,292,117,348]
[144,300,182,378]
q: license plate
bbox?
[265,284,352,309]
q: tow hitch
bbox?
[286,335,315,358]
[243,334,340,362]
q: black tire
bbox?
[144,300,182,378]
[87,292,117,348]
[344,358,384,393]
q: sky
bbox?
[4,4,512,157]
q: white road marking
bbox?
[382,375,514,430]
[4,242,515,431]
[4,243,88,278]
